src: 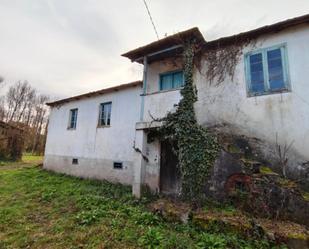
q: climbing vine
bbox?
[153,41,220,202]
[200,38,256,85]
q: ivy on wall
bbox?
[196,38,256,85]
[153,42,220,202]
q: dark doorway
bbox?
[160,140,179,194]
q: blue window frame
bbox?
[99,102,112,126]
[68,108,78,129]
[159,70,184,91]
[245,44,290,96]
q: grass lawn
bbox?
[0,154,43,169]
[0,157,286,249]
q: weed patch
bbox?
[0,164,287,248]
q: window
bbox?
[113,162,123,169]
[159,70,184,91]
[245,45,290,96]
[68,108,78,129]
[72,158,78,165]
[99,102,112,126]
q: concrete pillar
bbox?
[132,129,147,198]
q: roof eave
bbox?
[203,13,309,50]
[46,80,142,107]
[121,27,206,63]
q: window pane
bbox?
[267,48,285,90]
[69,109,77,129]
[101,104,106,126]
[73,110,77,128]
[160,74,173,90]
[249,53,265,93]
[173,71,184,88]
[106,103,111,125]
[100,103,111,126]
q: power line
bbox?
[142,0,159,40]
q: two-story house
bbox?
[44,14,309,197]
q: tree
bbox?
[31,94,49,154]
[0,97,6,121]
[0,80,50,155]
[0,77,5,121]
[6,81,35,122]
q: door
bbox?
[160,140,179,194]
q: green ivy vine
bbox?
[154,42,220,202]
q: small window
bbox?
[72,158,78,165]
[245,45,290,96]
[68,108,78,129]
[159,71,184,91]
[113,162,123,169]
[98,102,112,126]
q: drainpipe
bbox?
[140,56,148,121]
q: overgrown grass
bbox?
[22,154,44,163]
[0,163,287,249]
[0,154,43,168]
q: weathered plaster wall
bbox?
[146,58,183,94]
[195,25,309,170]
[140,58,183,191]
[44,85,141,184]
[141,25,309,181]
[45,24,309,191]
[143,58,183,122]
[143,139,161,192]
[44,155,134,184]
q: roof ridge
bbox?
[204,13,309,49]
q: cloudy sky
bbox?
[0,0,308,100]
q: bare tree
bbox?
[6,81,35,123]
[1,80,50,155]
[0,97,6,121]
[31,94,49,154]
[17,88,36,123]
[0,76,4,84]
[0,76,5,95]
[0,77,6,121]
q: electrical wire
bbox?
[142,0,159,40]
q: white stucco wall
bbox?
[44,23,309,191]
[143,57,183,122]
[44,85,142,184]
[140,24,309,183]
[195,24,309,163]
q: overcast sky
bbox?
[0,0,308,100]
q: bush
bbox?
[0,129,24,161]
